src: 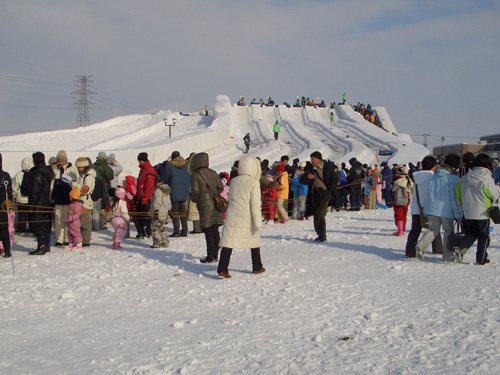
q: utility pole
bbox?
[422,133,430,149]
[72,76,95,127]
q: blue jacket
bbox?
[160,157,191,202]
[423,166,463,219]
[382,167,392,191]
[290,174,308,198]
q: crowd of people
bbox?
[1,149,499,276]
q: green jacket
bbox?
[273,123,280,133]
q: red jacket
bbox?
[136,161,157,202]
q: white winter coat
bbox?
[220,156,262,249]
[456,167,500,220]
[150,184,171,221]
[12,157,34,204]
[410,170,434,215]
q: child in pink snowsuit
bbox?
[110,187,130,250]
[65,188,84,250]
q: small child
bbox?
[391,167,413,236]
[263,172,277,224]
[110,187,130,250]
[150,179,171,248]
[65,188,84,250]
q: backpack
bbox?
[393,185,408,206]
[20,170,33,197]
[84,170,106,202]
[153,160,169,177]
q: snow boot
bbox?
[393,221,405,236]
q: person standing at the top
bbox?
[273,121,281,141]
[205,105,209,116]
[160,151,191,237]
[342,92,347,105]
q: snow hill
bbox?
[0,95,427,175]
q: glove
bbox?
[81,185,90,194]
[141,198,148,205]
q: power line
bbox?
[0,102,73,109]
[0,74,73,87]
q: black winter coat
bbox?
[190,153,224,230]
[0,170,13,229]
[347,165,365,195]
[23,163,55,236]
[301,160,342,213]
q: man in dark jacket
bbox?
[0,153,13,258]
[301,151,339,242]
[160,151,191,237]
[93,151,115,230]
[22,152,55,255]
[347,157,365,211]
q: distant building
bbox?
[433,133,500,159]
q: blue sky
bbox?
[1,0,499,152]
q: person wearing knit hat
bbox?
[73,156,96,247]
[48,156,57,165]
[97,151,107,159]
[56,150,68,162]
[65,188,84,250]
[109,186,130,250]
[301,151,340,242]
[107,153,123,189]
[275,160,289,223]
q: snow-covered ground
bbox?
[2,96,497,374]
[2,209,500,375]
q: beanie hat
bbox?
[115,187,126,199]
[299,161,307,168]
[48,156,57,165]
[98,151,107,159]
[310,151,322,160]
[137,152,148,162]
[56,150,68,162]
[276,163,285,172]
[69,188,81,200]
[75,157,90,168]
[171,151,180,160]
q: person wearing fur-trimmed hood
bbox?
[217,156,265,278]
[190,152,224,263]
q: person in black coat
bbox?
[0,153,13,258]
[21,152,55,255]
[301,151,339,242]
[347,157,365,211]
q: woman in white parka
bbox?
[217,156,265,278]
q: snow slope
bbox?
[0,95,428,176]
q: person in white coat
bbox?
[217,156,265,278]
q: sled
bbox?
[376,202,388,209]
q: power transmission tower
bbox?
[72,75,95,127]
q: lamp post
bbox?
[164,117,177,138]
